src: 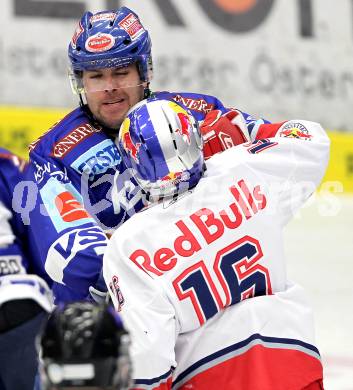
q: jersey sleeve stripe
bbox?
[132,368,173,389]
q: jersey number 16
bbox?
[173,235,272,325]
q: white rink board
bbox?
[1,0,353,130]
[285,195,353,390]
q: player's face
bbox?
[83,63,145,131]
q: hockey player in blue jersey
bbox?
[26,6,268,303]
[0,148,53,390]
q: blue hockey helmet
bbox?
[39,302,132,389]
[68,7,152,94]
[116,99,205,200]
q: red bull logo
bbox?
[161,172,182,181]
[176,112,191,144]
[120,118,141,162]
[280,122,312,140]
[169,102,192,144]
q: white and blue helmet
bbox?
[116,99,205,200]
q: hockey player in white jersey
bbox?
[103,99,329,390]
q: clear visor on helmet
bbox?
[69,56,152,94]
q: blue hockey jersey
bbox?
[27,91,268,302]
[0,148,30,277]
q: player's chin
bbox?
[98,114,124,132]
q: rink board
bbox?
[0,105,352,193]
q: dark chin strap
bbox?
[144,83,151,99]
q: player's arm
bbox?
[155,92,270,158]
[26,148,108,303]
[103,236,176,390]
[0,152,54,315]
[239,119,330,224]
[0,200,28,276]
[0,153,30,276]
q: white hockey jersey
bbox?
[103,120,330,390]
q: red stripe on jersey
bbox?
[178,345,323,390]
[256,122,286,139]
